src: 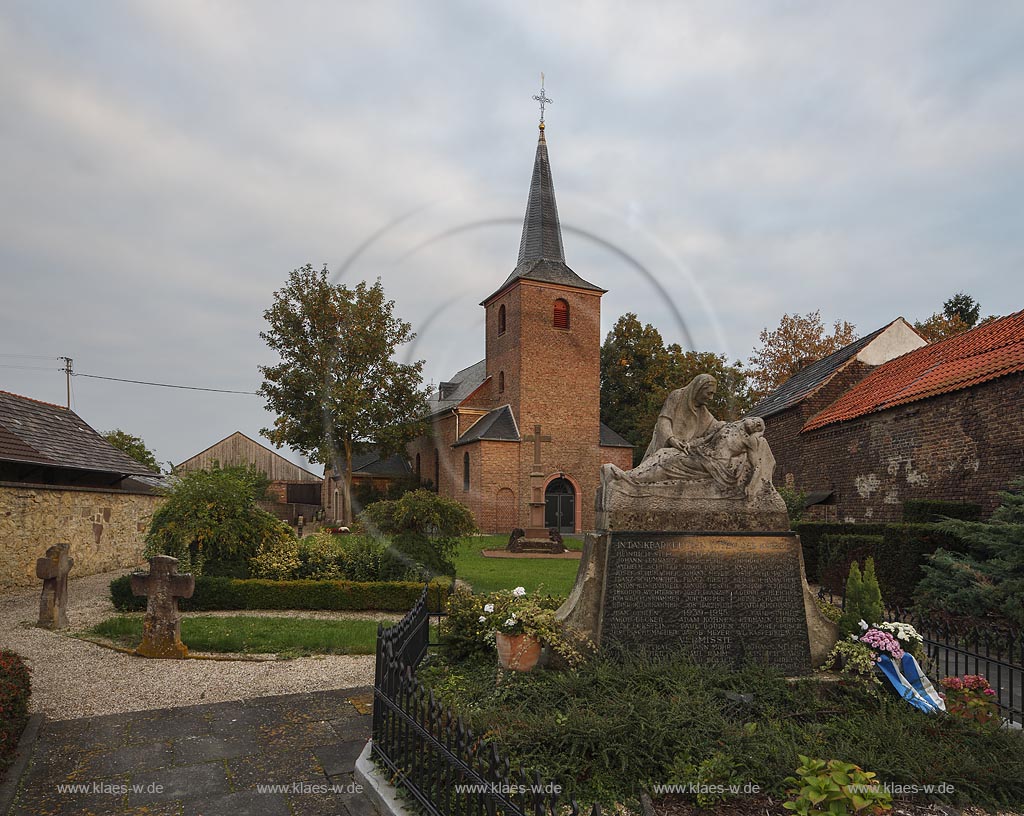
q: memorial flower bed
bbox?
[418,650,1024,811]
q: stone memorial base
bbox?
[556,531,837,675]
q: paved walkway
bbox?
[6,687,380,816]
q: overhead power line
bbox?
[72,372,259,395]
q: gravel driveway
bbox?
[0,569,385,721]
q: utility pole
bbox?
[59,357,73,408]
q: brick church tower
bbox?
[407,120,633,534]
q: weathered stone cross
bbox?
[131,555,195,659]
[521,424,552,472]
[36,542,73,630]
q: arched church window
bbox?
[498,371,505,393]
[498,304,506,336]
[463,452,470,492]
[553,299,570,330]
[415,452,421,482]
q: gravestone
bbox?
[36,542,73,629]
[557,374,838,673]
[130,555,195,659]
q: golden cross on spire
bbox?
[532,72,552,126]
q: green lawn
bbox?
[450,536,582,595]
[88,615,381,657]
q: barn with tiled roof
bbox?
[757,311,1024,522]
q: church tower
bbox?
[406,102,633,534]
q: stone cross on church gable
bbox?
[522,424,552,472]
[36,542,73,630]
[131,555,195,659]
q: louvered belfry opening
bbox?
[553,298,570,330]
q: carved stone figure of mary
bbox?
[643,373,723,461]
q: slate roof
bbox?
[483,127,603,304]
[748,325,889,419]
[453,405,520,447]
[599,423,633,448]
[424,359,488,417]
[351,451,412,478]
[803,310,1024,432]
[0,390,157,476]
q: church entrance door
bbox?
[544,478,575,533]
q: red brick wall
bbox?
[763,371,1024,522]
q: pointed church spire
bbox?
[516,121,566,265]
[481,79,605,305]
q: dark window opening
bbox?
[498,304,506,336]
[463,452,470,492]
[498,371,505,393]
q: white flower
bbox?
[512,587,527,597]
[859,619,869,631]
[504,618,516,628]
[478,616,487,623]
[483,603,495,613]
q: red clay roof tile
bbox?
[802,310,1024,432]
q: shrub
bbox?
[784,756,892,816]
[940,675,1000,729]
[837,558,884,636]
[799,522,967,605]
[903,499,982,524]
[360,489,476,577]
[442,585,568,661]
[0,650,31,768]
[914,478,1024,630]
[819,534,883,592]
[250,532,422,583]
[111,574,449,613]
[146,464,294,576]
[777,485,807,525]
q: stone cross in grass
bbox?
[36,542,73,629]
[130,555,195,659]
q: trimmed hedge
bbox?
[0,650,30,770]
[903,499,982,523]
[111,575,449,614]
[797,522,968,605]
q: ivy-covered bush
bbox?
[146,464,294,576]
[0,650,31,769]
[111,574,448,613]
[360,489,476,577]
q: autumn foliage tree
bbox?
[600,313,751,464]
[747,311,857,399]
[258,264,429,523]
[913,292,982,343]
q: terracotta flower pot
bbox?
[495,632,542,672]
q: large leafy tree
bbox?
[102,429,160,472]
[747,310,857,400]
[913,292,983,343]
[601,313,751,465]
[258,264,429,523]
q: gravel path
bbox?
[0,569,384,721]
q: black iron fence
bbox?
[818,589,1023,726]
[372,586,601,816]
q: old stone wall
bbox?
[0,483,162,590]
[764,372,1024,522]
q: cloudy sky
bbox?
[1,1,1022,470]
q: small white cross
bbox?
[532,72,552,123]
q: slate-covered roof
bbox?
[351,451,412,479]
[599,423,633,448]
[424,359,488,417]
[483,127,603,305]
[803,310,1024,432]
[748,325,888,419]
[0,390,157,476]
[453,405,520,447]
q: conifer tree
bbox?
[839,561,865,637]
[861,557,885,626]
